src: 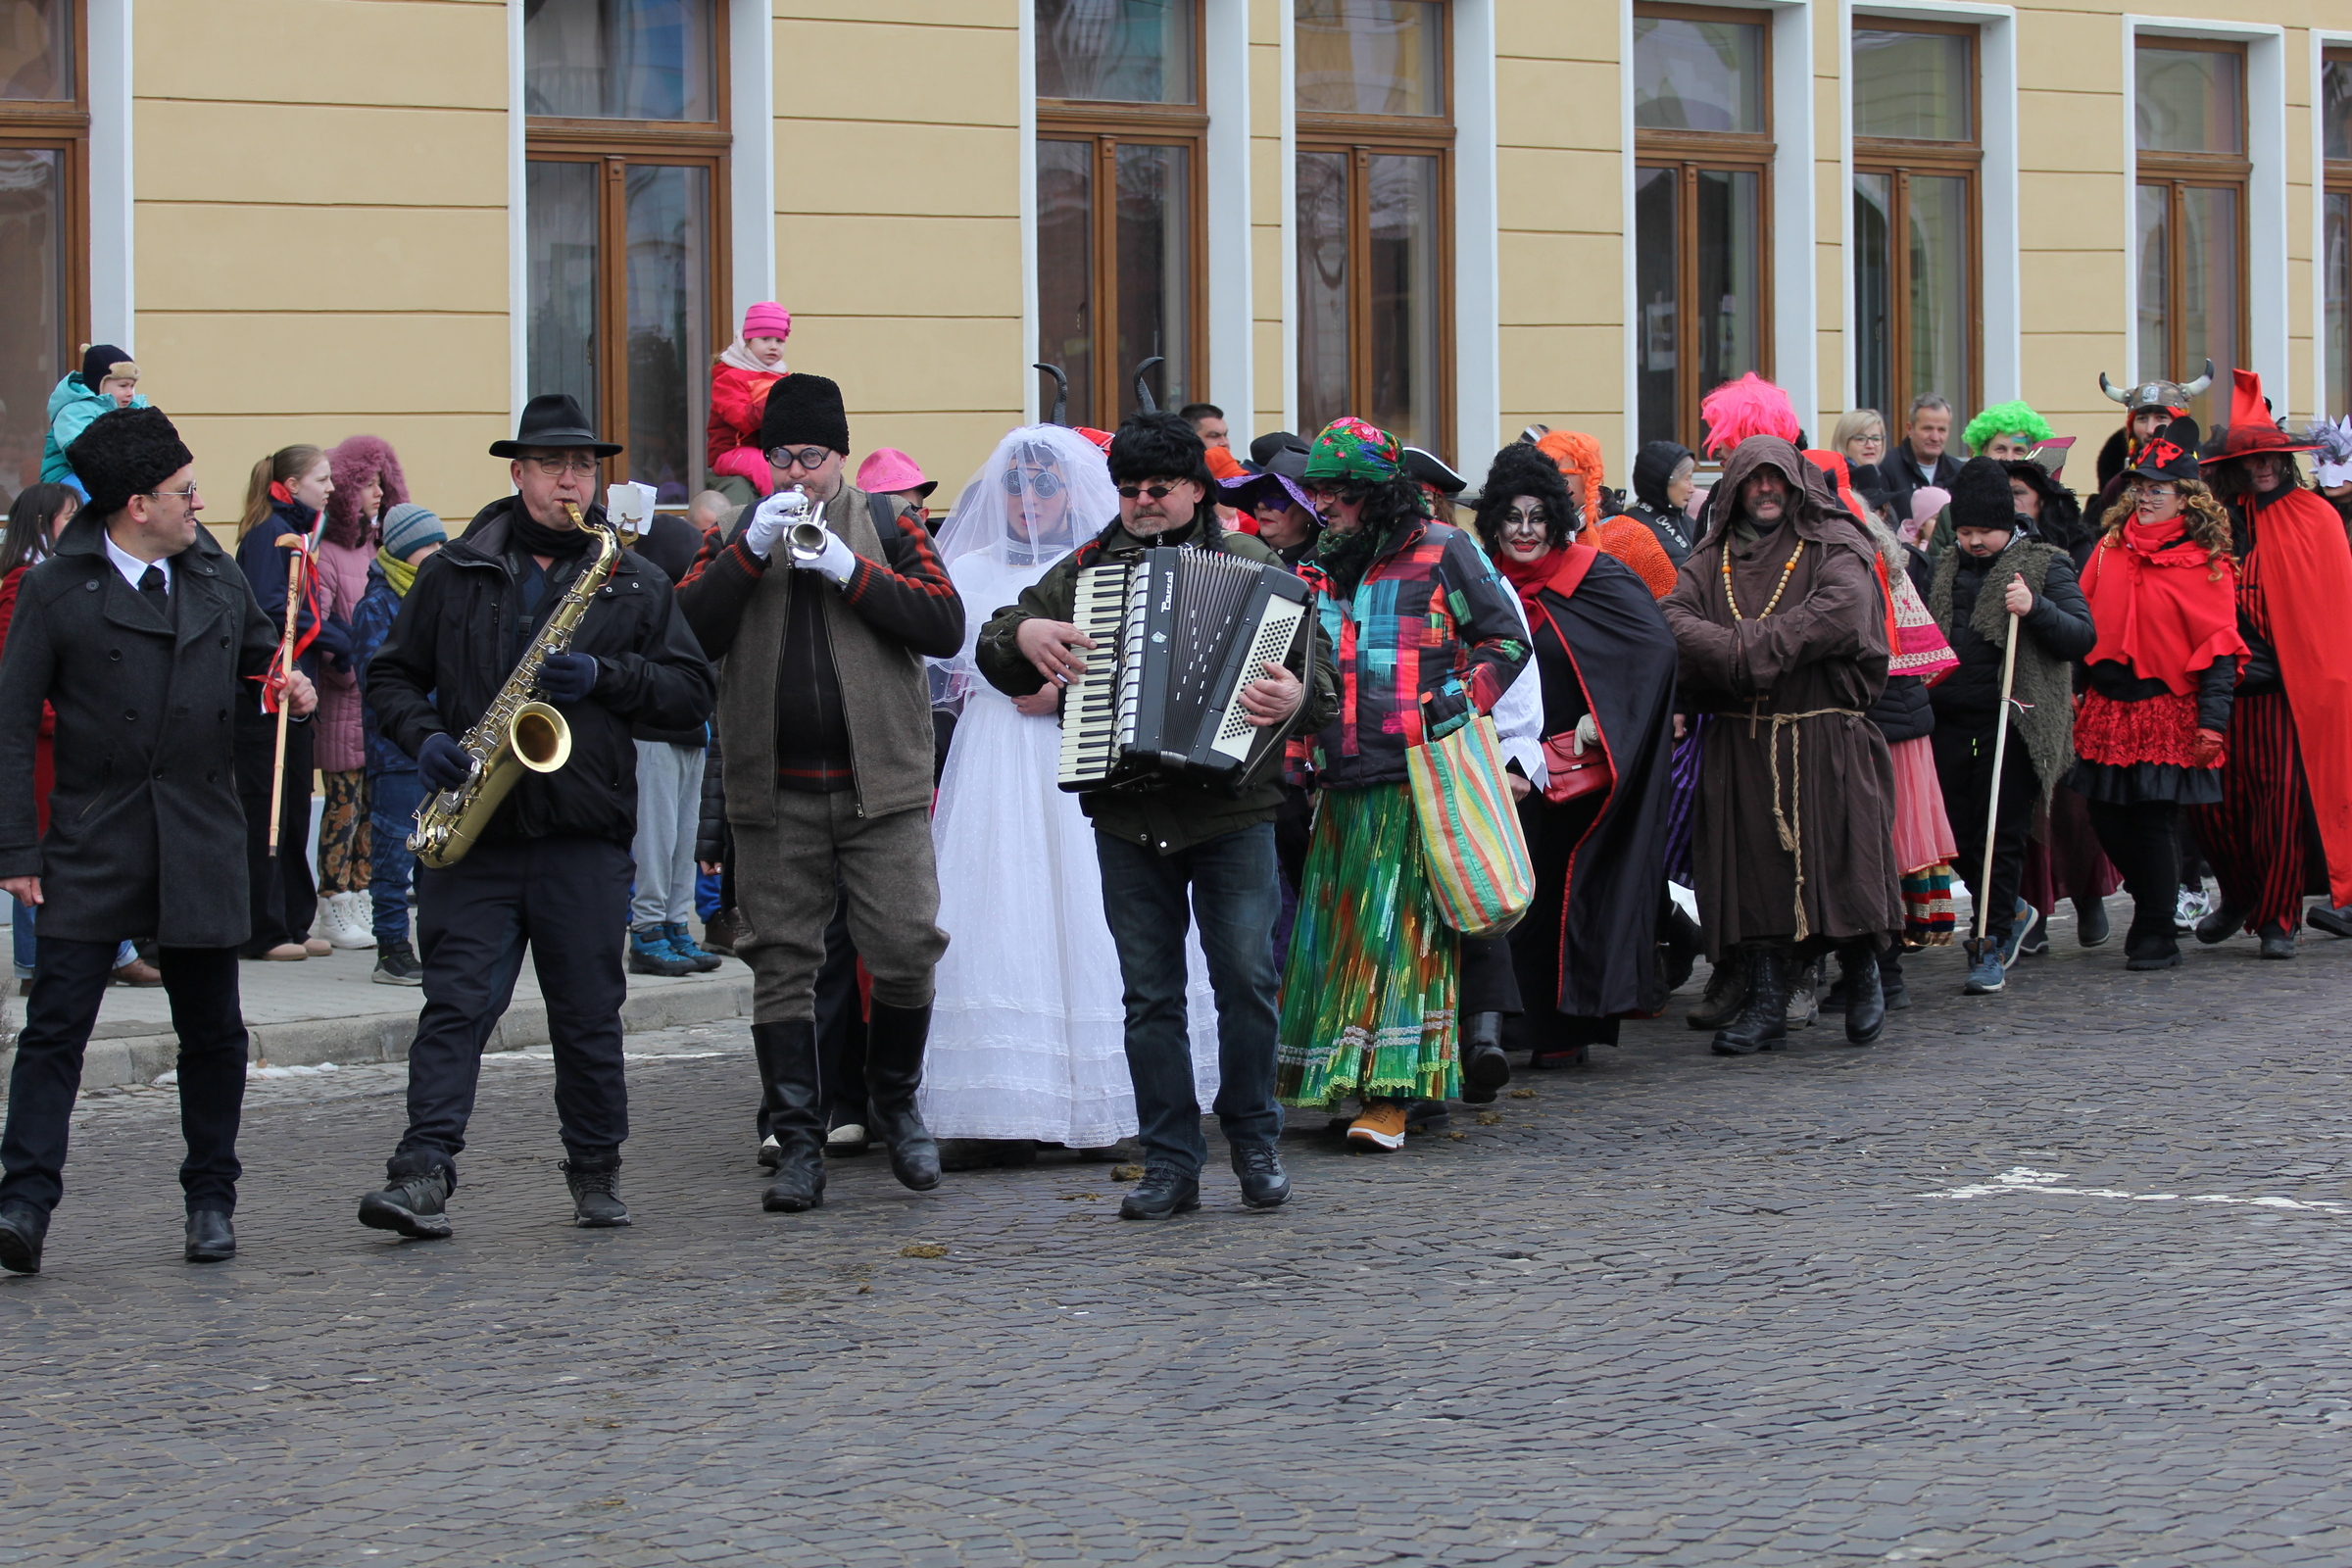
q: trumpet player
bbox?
[673,373,963,1214]
[357,394,715,1239]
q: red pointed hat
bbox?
[2201,368,2320,466]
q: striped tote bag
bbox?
[1405,712,1536,939]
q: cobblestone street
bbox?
[5,916,2352,1566]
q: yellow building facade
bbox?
[1,0,2345,522]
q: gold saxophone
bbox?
[409,501,621,869]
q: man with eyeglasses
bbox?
[0,406,315,1274]
[975,411,1337,1221]
[673,372,965,1215]
[356,393,715,1241]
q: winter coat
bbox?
[350,557,415,776]
[1868,673,1935,746]
[368,498,717,849]
[0,564,56,833]
[0,513,284,946]
[1660,437,1903,956]
[623,514,709,746]
[707,363,785,492]
[40,375,147,486]
[695,725,727,866]
[310,537,374,771]
[1920,539,2095,806]
[1624,441,1698,566]
[1864,444,1962,529]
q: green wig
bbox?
[1964,400,2056,453]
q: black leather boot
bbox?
[1458,1011,1509,1102]
[1837,942,1885,1046]
[754,1020,826,1211]
[0,1200,47,1275]
[1686,956,1747,1030]
[1709,948,1788,1055]
[561,1152,631,1228]
[183,1208,236,1262]
[864,1001,943,1193]
[2194,902,2247,944]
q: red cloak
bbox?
[2247,487,2352,905]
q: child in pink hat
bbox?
[707,302,792,505]
[856,448,938,527]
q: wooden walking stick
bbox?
[264,533,308,869]
[1970,599,2025,958]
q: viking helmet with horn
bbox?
[2097,358,2214,417]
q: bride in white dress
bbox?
[919,426,1220,1151]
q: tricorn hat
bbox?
[2127,417,2204,485]
[2098,359,2215,418]
[491,392,620,459]
[2199,368,2319,467]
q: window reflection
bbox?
[0,0,71,102]
[525,0,716,122]
[2327,191,2349,417]
[2135,46,2242,156]
[1036,0,1196,105]
[1853,27,1970,141]
[1036,139,1098,422]
[1297,0,1445,118]
[1297,150,1351,439]
[623,165,710,505]
[1633,17,1763,134]
[1635,166,1681,448]
[527,160,601,428]
[1115,143,1192,414]
[0,147,64,499]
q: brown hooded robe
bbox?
[1661,437,1904,957]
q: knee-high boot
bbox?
[754,1020,826,1211]
[864,1002,943,1193]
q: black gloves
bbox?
[417,733,471,793]
[538,652,600,704]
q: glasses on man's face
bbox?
[145,482,200,504]
[767,447,834,473]
[1117,483,1182,502]
[1004,466,1063,499]
[525,455,601,477]
[1305,483,1365,506]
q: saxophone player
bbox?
[357,395,715,1239]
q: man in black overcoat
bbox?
[0,406,315,1274]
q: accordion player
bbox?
[1055,546,1314,795]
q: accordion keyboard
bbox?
[1054,561,1132,789]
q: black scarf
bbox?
[1315,517,1402,599]
[511,508,592,559]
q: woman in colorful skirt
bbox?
[1276,418,1529,1150]
[2067,419,2244,971]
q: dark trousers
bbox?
[2191,689,2326,934]
[754,887,868,1141]
[1503,788,1608,1055]
[2086,799,2182,955]
[392,836,631,1182]
[1933,724,2037,946]
[368,766,423,946]
[1097,823,1283,1178]
[0,939,246,1217]
[235,713,317,953]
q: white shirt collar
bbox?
[102,530,171,593]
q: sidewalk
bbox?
[0,941,753,1093]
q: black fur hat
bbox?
[1947,455,2016,533]
[759,373,851,456]
[66,405,193,520]
[1107,410,1213,491]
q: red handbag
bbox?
[1540,731,1612,805]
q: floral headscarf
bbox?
[1304,416,1401,483]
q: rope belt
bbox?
[1754,706,1867,942]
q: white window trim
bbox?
[2310,28,2350,421]
[1842,1,2020,415]
[1453,0,1499,476]
[87,0,132,350]
[1619,0,1818,466]
[1278,0,1298,435]
[1018,2,1040,422]
[507,0,528,428]
[1204,0,1252,426]
[730,0,775,334]
[2122,17,2289,411]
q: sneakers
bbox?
[372,938,424,986]
[561,1156,630,1228]
[358,1165,453,1240]
[1999,901,2040,967]
[2174,885,2211,933]
[1232,1143,1291,1208]
[1117,1167,1200,1220]
[1347,1102,1410,1151]
[315,890,375,950]
[627,925,698,977]
[662,922,723,972]
[1963,945,2006,994]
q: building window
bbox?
[525,0,728,502]
[1036,0,1205,430]
[2134,39,2246,433]
[1295,0,1451,451]
[1633,4,1772,450]
[0,0,83,504]
[1851,21,1978,432]
[2324,50,2350,419]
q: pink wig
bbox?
[324,435,410,549]
[1699,373,1801,459]
[1533,429,1607,527]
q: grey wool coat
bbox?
[0,514,284,947]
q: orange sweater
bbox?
[1588,514,1678,600]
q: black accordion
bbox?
[1055,547,1314,794]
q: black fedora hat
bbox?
[490,392,622,459]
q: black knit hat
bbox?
[760,373,850,456]
[1107,410,1212,490]
[1947,455,2016,533]
[78,343,135,389]
[66,405,192,520]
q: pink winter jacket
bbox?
[311,538,375,771]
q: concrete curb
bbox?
[1,978,755,1093]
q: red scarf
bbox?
[2081,519,2244,695]
[1496,541,1596,612]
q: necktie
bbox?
[138,564,168,619]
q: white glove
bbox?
[741,488,810,561]
[1570,711,1601,756]
[793,526,858,584]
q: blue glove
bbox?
[417,732,471,793]
[539,652,600,704]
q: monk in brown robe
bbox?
[1661,435,1904,1054]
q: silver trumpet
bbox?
[786,518,832,563]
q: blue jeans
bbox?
[10,902,132,979]
[1095,822,1283,1179]
[368,767,423,946]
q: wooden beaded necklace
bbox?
[1722,536,1805,620]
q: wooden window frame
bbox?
[524,4,732,492]
[1295,1,1456,456]
[2325,49,2352,417]
[2133,37,2250,401]
[1634,2,1775,451]
[0,0,90,384]
[1036,2,1210,430]
[1851,15,1982,427]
